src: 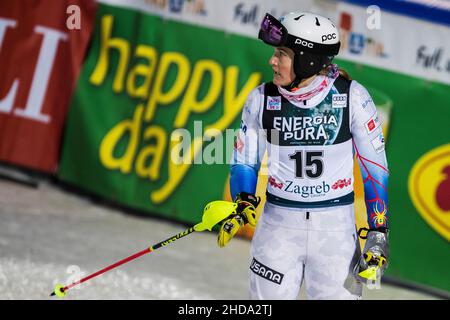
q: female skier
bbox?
[218,11,389,300]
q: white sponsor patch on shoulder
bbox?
[365,112,381,134]
[267,96,281,110]
[371,133,385,153]
[332,94,347,108]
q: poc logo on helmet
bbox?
[294,38,314,48]
[322,33,337,42]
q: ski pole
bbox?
[50,200,237,298]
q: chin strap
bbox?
[282,77,303,91]
[283,63,338,92]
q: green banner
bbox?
[59,3,265,224]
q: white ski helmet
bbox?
[258,11,340,82]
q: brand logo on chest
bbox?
[332,94,347,108]
[267,96,281,110]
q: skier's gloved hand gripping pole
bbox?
[354,227,389,282]
[50,200,238,298]
[218,192,261,248]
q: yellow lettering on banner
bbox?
[88,19,263,204]
[173,59,223,128]
[170,129,191,165]
[135,125,167,180]
[205,66,261,135]
[150,68,261,203]
[99,104,144,174]
[90,15,130,93]
[150,136,203,204]
[145,52,190,122]
[126,45,158,99]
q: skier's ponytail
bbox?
[338,68,352,80]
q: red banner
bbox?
[0,0,96,172]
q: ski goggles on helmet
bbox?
[258,13,287,47]
[258,13,340,56]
